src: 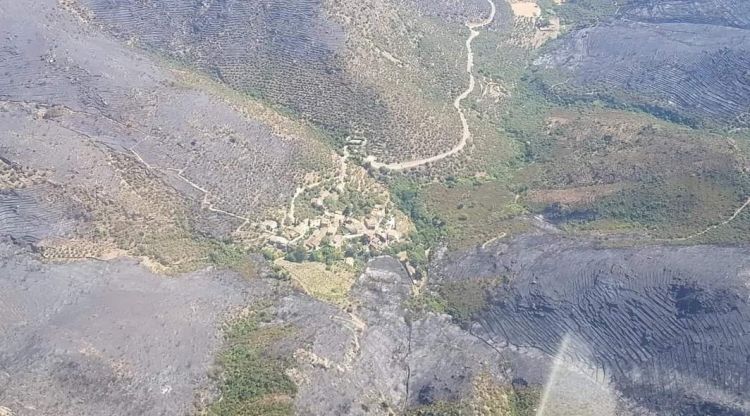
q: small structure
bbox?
[268,235,290,249]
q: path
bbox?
[283,180,323,227]
[337,146,350,192]
[128,147,252,233]
[365,0,496,171]
[283,139,357,228]
[670,196,750,242]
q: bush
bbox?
[269,264,290,280]
[284,245,308,263]
[305,243,344,265]
[208,312,296,416]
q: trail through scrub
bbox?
[365,0,497,171]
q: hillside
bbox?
[1,0,749,415]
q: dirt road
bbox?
[366,0,496,171]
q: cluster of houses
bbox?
[264,207,403,252]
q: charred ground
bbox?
[1,0,750,415]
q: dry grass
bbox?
[510,2,541,18]
[275,259,358,306]
[469,373,513,416]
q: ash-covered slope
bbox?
[619,0,750,29]
[74,0,387,141]
[0,241,272,416]
[0,0,324,221]
[433,235,750,415]
[0,243,511,416]
[535,0,750,128]
[0,0,333,269]
[247,256,513,415]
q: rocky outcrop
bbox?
[282,256,508,415]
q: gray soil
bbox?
[433,234,750,415]
[536,0,750,128]
[269,256,510,415]
[0,241,274,416]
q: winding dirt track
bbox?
[670,196,750,241]
[366,0,496,171]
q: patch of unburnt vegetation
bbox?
[539,0,619,29]
[405,373,539,416]
[506,382,539,416]
[514,109,750,241]
[387,176,527,253]
[422,181,526,249]
[389,179,447,240]
[204,309,297,416]
[699,205,750,245]
[409,276,504,325]
[207,242,259,278]
[274,259,358,306]
[437,278,503,323]
[0,159,48,190]
[406,401,466,416]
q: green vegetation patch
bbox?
[422,181,526,249]
[388,177,528,257]
[699,204,750,245]
[514,109,750,241]
[507,383,540,416]
[206,310,297,416]
[592,177,745,239]
[207,241,258,278]
[274,259,358,306]
[409,277,504,324]
[549,0,620,28]
[382,0,750,253]
[386,178,448,275]
[406,401,467,416]
[437,277,503,323]
[404,375,540,416]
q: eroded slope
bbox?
[0,0,334,271]
[432,234,750,415]
[534,0,750,128]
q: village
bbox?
[243,142,412,265]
